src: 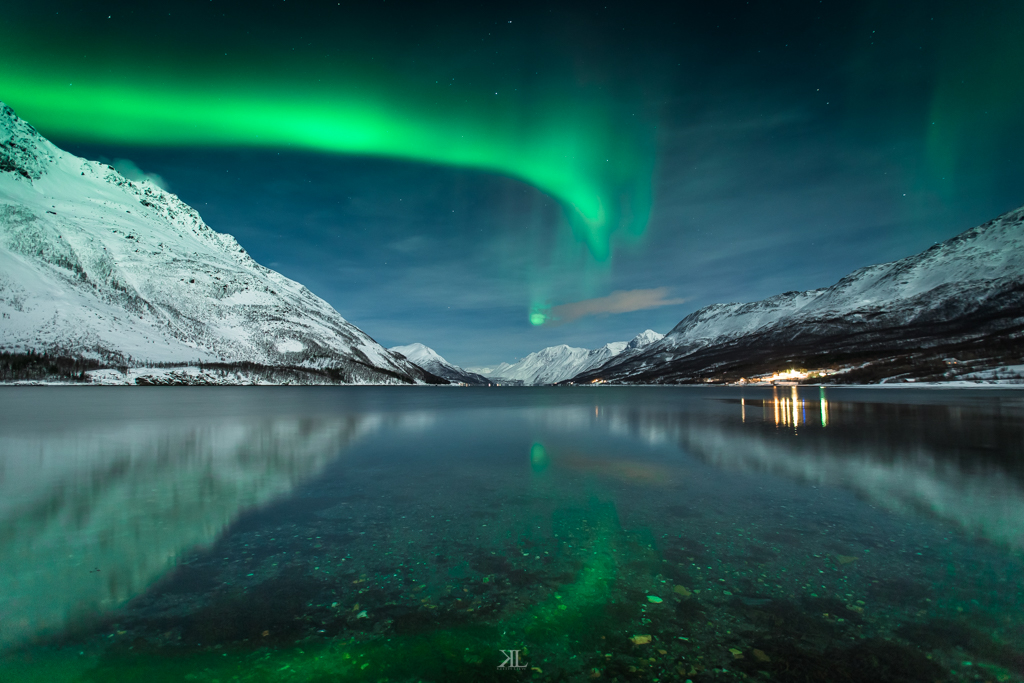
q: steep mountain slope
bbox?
[389,343,490,385]
[0,104,440,384]
[573,206,1024,384]
[481,330,663,385]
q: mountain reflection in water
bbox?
[579,391,1024,549]
[0,396,384,648]
[1,386,1022,683]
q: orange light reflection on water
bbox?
[760,387,830,429]
[791,386,800,426]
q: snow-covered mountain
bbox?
[0,104,441,385]
[573,205,1024,384]
[389,343,490,385]
[622,328,664,355]
[479,330,663,385]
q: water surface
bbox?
[1,386,1022,682]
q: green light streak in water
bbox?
[530,442,549,472]
[4,496,636,683]
[0,36,655,260]
[6,437,642,683]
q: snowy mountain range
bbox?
[389,343,491,385]
[0,104,441,385]
[571,205,1024,384]
[474,329,663,385]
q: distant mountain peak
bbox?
[478,329,664,385]
[389,343,490,385]
[627,329,664,349]
[390,343,443,364]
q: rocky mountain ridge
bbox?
[0,104,443,385]
[571,205,1024,384]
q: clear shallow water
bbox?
[1,386,1022,683]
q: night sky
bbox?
[3,1,1023,368]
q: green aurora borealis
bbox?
[2,0,1024,361]
[0,9,657,261]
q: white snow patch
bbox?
[276,339,304,354]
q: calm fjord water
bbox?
[1,386,1022,683]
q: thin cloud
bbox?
[112,159,169,190]
[542,288,687,326]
